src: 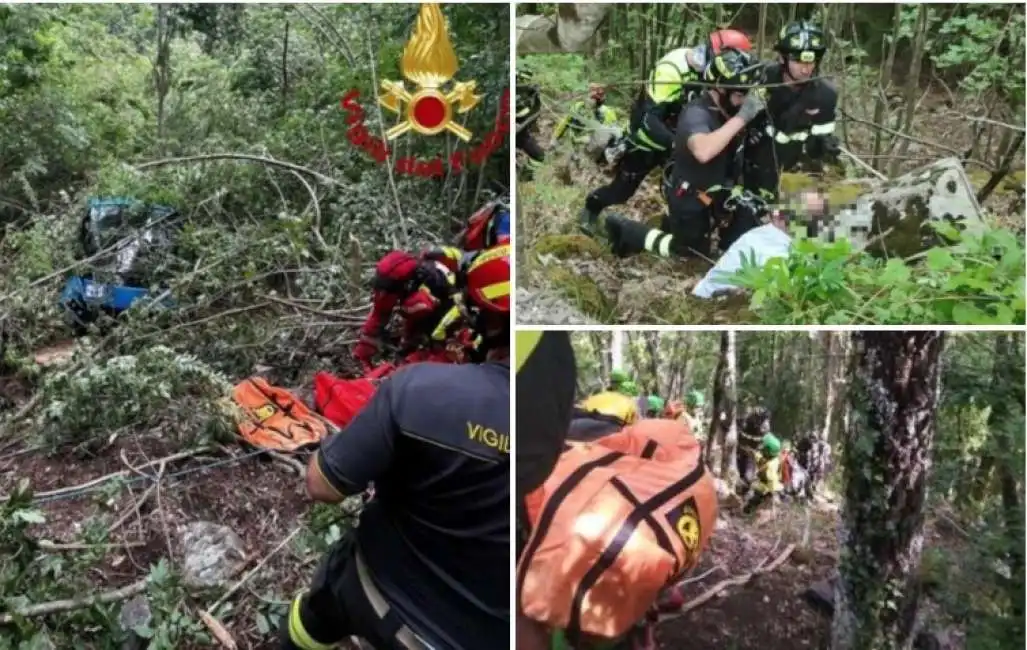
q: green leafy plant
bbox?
[730,224,1025,325]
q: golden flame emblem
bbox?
[379,3,481,142]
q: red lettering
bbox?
[395,157,416,175]
[341,89,361,111]
[413,160,432,177]
[449,150,465,174]
[426,158,444,178]
[349,123,369,146]
[370,138,389,163]
[482,130,504,153]
[469,144,489,166]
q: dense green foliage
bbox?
[0,4,508,647]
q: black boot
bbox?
[605,213,673,258]
[579,207,599,235]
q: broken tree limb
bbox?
[659,543,796,622]
[135,154,338,186]
[0,447,208,502]
[0,577,148,624]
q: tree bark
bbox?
[717,332,739,489]
[821,331,838,442]
[831,332,945,650]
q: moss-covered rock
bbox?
[544,266,614,318]
[533,233,607,259]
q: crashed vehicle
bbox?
[60,197,180,333]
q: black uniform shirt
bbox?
[315,360,511,650]
[672,93,742,192]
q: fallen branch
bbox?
[659,543,796,621]
[0,447,208,502]
[207,526,304,614]
[0,577,148,624]
[135,153,339,186]
[39,539,148,551]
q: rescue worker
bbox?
[516,69,545,180]
[662,399,684,421]
[602,46,769,260]
[743,433,783,514]
[580,29,754,234]
[608,367,631,393]
[683,390,706,438]
[743,21,840,204]
[736,406,771,489]
[644,395,665,419]
[353,249,463,370]
[285,251,510,650]
[515,331,576,650]
[573,386,640,442]
[795,434,832,499]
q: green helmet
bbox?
[647,395,665,413]
[761,433,782,458]
[686,390,705,407]
[618,380,640,397]
[610,368,630,386]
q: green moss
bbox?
[779,172,817,194]
[1001,168,1025,191]
[545,266,613,317]
[827,183,864,208]
[533,234,606,259]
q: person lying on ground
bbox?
[284,249,511,650]
[580,29,754,232]
[692,189,828,298]
[599,47,770,259]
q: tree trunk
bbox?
[611,330,624,373]
[870,3,902,165]
[821,331,838,441]
[718,332,739,489]
[831,332,945,650]
[153,5,173,157]
[887,4,930,177]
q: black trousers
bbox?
[517,129,545,162]
[281,534,425,650]
[585,146,667,215]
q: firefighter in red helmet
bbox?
[580,28,753,234]
[353,249,461,370]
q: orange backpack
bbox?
[233,378,331,452]
[518,419,718,641]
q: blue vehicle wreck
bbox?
[60,197,181,333]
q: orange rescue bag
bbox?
[233,378,330,452]
[517,418,718,641]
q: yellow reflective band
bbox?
[554,115,572,139]
[481,280,510,300]
[799,51,816,63]
[810,122,836,135]
[289,594,334,650]
[515,331,543,373]
[468,244,510,271]
[431,305,462,341]
[657,235,672,257]
[643,229,662,252]
[635,129,665,151]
